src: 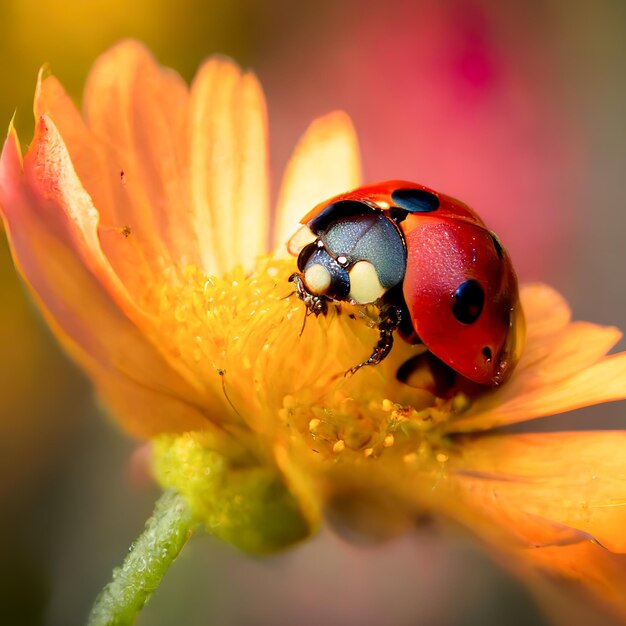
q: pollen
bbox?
[308,418,321,432]
[144,257,464,469]
[333,440,346,453]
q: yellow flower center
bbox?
[147,257,470,477]
[149,257,476,543]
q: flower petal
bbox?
[449,284,626,431]
[450,432,626,553]
[523,541,626,623]
[82,40,199,296]
[518,283,572,340]
[188,57,269,274]
[273,111,361,253]
[34,68,98,183]
[34,67,169,305]
[0,119,217,437]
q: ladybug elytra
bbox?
[289,181,525,386]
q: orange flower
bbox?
[2,40,626,621]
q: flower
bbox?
[1,40,626,620]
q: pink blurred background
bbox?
[0,1,624,624]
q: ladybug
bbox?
[289,181,525,386]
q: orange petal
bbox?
[34,67,166,305]
[188,57,269,274]
[521,541,626,624]
[86,356,215,438]
[519,283,572,339]
[273,111,361,253]
[449,284,626,431]
[0,120,217,437]
[34,68,97,182]
[82,40,199,297]
[450,432,626,553]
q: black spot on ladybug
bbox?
[452,279,484,324]
[490,233,504,260]
[391,188,440,213]
[482,346,493,362]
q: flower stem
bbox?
[87,490,193,626]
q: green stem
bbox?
[87,490,193,626]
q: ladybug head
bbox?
[297,205,407,305]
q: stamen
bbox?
[143,257,472,463]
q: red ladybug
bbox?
[289,181,525,386]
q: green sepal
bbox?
[152,432,315,554]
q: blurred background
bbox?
[0,0,624,624]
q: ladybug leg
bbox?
[289,272,328,316]
[346,304,402,376]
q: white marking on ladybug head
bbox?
[287,225,316,256]
[348,260,386,304]
[304,263,332,295]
